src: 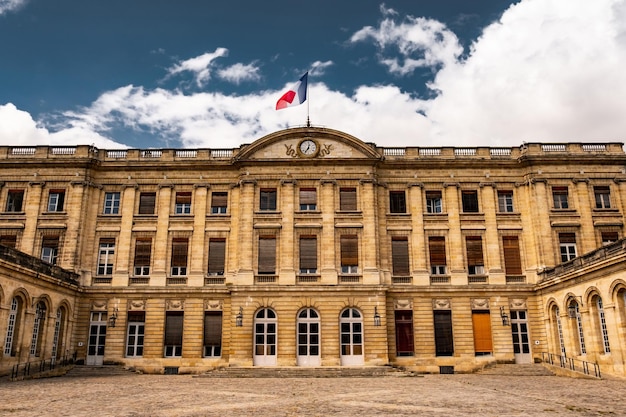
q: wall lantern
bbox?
[108,308,118,328]
[236,307,244,327]
[499,306,509,326]
[373,307,381,327]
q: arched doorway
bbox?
[340,308,364,366]
[297,308,320,366]
[253,308,277,366]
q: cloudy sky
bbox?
[0,0,625,150]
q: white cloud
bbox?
[2,0,626,150]
[350,11,463,75]
[310,60,334,76]
[166,48,229,87]
[0,0,27,15]
[0,103,126,148]
[217,62,261,84]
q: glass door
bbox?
[86,312,107,365]
[297,308,320,366]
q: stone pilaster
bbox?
[320,180,337,284]
[444,183,464,284]
[573,179,595,254]
[21,181,44,256]
[151,185,172,286]
[189,184,209,286]
[280,179,296,285]
[360,179,379,284]
[113,184,137,286]
[480,183,504,284]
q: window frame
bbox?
[170,238,189,276]
[97,238,115,276]
[428,236,447,276]
[425,191,442,214]
[389,190,407,214]
[497,190,514,213]
[594,186,611,209]
[174,192,192,215]
[103,191,121,215]
[465,236,485,275]
[461,190,479,213]
[6,189,25,213]
[138,192,156,215]
[299,188,317,211]
[133,238,152,276]
[210,192,228,214]
[259,188,277,211]
[47,189,66,212]
[552,186,569,209]
[339,187,357,211]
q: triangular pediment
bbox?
[234,127,382,162]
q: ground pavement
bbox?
[1,372,625,416]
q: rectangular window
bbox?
[389,190,407,213]
[97,238,115,275]
[260,188,277,211]
[552,186,569,209]
[208,238,226,276]
[299,236,317,274]
[103,192,120,214]
[258,236,276,274]
[299,188,317,211]
[41,236,59,264]
[395,310,414,356]
[391,237,410,276]
[47,190,65,212]
[133,238,152,276]
[502,236,523,276]
[138,192,156,215]
[170,238,188,276]
[497,191,514,213]
[211,192,228,214]
[559,233,577,262]
[0,235,17,248]
[425,191,442,214]
[472,311,493,355]
[601,231,619,245]
[466,236,484,275]
[461,190,479,213]
[339,187,357,211]
[434,310,454,356]
[6,190,24,212]
[594,186,611,209]
[164,311,183,357]
[203,311,222,357]
[428,236,447,275]
[126,311,145,357]
[340,235,358,274]
[175,192,192,214]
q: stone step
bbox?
[478,363,555,376]
[196,366,420,378]
[64,365,136,378]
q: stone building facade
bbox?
[1,127,626,376]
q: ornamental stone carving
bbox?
[394,299,413,310]
[166,299,184,311]
[471,298,490,310]
[509,298,527,310]
[91,300,107,311]
[432,299,451,310]
[128,299,146,311]
[204,299,223,311]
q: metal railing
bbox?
[10,354,74,380]
[542,352,601,378]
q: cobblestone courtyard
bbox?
[1,372,625,416]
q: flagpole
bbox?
[306,72,311,127]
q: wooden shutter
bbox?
[0,235,17,248]
[559,233,576,244]
[171,238,188,267]
[391,237,410,275]
[466,236,484,266]
[602,231,619,243]
[462,190,478,212]
[339,188,357,211]
[299,236,317,270]
[429,237,446,266]
[211,192,227,207]
[502,236,522,275]
[260,189,277,210]
[203,311,222,346]
[176,192,191,204]
[395,310,414,355]
[42,236,59,248]
[472,311,493,354]
[434,310,454,356]
[134,238,152,266]
[127,311,145,323]
[299,188,316,205]
[164,312,183,345]
[258,237,276,274]
[389,191,406,213]
[139,192,156,214]
[340,235,358,266]
[208,238,226,275]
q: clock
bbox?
[298,139,319,157]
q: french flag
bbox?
[276,72,308,110]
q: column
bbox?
[529,179,555,268]
[517,182,539,281]
[409,183,428,285]
[236,179,255,285]
[188,184,209,286]
[573,179,595,254]
[481,183,504,284]
[444,183,464,285]
[62,181,87,271]
[20,181,44,256]
[279,179,295,285]
[320,180,337,284]
[151,185,172,286]
[360,179,379,285]
[113,184,137,286]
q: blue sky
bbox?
[1,0,625,150]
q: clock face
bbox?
[299,139,317,156]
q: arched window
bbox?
[339,308,364,366]
[554,306,566,356]
[596,297,611,354]
[30,301,47,357]
[253,308,277,366]
[51,307,67,362]
[568,300,586,355]
[297,308,320,366]
[4,297,23,357]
